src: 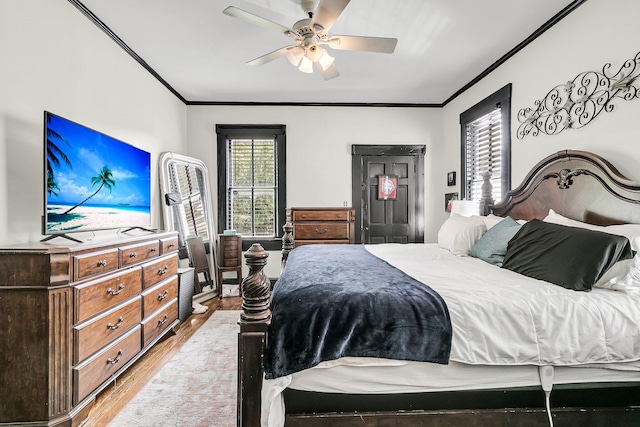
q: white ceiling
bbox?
[76,0,582,105]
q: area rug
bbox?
[108,310,240,427]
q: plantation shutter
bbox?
[167,162,210,248]
[226,138,277,237]
[464,106,503,203]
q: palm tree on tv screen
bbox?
[46,119,72,195]
[63,166,116,214]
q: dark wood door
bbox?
[352,145,425,244]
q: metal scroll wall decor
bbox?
[517,50,640,139]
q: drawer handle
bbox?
[129,252,137,258]
[158,265,169,275]
[107,316,124,330]
[106,350,123,365]
[107,284,125,296]
[169,243,175,248]
[314,228,328,234]
[158,290,169,301]
[151,247,157,252]
[157,314,169,326]
[97,259,108,267]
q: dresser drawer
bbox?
[74,248,119,280]
[294,240,351,248]
[294,222,350,240]
[119,241,160,267]
[160,236,179,254]
[141,276,178,319]
[142,254,178,289]
[74,268,142,323]
[73,297,142,364]
[73,325,142,404]
[292,210,352,221]
[141,299,178,347]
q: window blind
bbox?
[464,106,503,203]
[226,138,277,237]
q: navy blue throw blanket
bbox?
[264,244,452,379]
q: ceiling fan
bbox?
[223,0,398,80]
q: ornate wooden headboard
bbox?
[492,150,640,225]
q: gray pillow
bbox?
[470,216,522,266]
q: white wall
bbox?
[0,0,187,245]
[3,0,639,280]
[187,105,443,276]
[441,0,640,194]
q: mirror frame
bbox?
[158,152,218,293]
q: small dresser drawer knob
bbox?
[150,247,157,252]
[129,252,137,258]
[158,290,169,301]
[157,265,169,275]
[107,316,124,330]
[97,259,108,267]
[314,228,328,234]
[157,314,168,326]
[106,284,125,296]
[106,350,123,365]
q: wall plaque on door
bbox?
[378,175,398,200]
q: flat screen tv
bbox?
[43,111,152,242]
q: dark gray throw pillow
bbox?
[501,219,634,291]
[470,216,522,266]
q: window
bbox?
[460,84,511,212]
[216,125,286,251]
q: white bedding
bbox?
[261,243,640,426]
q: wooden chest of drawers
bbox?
[218,234,242,267]
[0,231,179,426]
[286,207,355,247]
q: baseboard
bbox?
[193,289,217,304]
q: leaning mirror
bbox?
[158,152,217,294]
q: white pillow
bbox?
[438,214,487,256]
[543,209,640,251]
[481,214,504,230]
[594,254,640,294]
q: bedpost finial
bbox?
[240,243,271,322]
[479,171,494,216]
[282,222,294,268]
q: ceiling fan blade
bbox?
[328,35,397,53]
[311,0,350,32]
[247,46,293,66]
[223,6,290,35]
[315,62,340,80]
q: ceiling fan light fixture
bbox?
[317,49,335,71]
[327,37,341,49]
[287,46,304,66]
[298,57,314,73]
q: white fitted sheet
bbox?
[263,358,640,427]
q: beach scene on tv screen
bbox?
[46,113,151,233]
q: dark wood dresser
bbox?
[0,231,179,426]
[286,207,355,247]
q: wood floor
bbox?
[83,296,242,427]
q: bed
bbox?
[237,150,640,427]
